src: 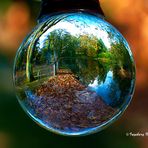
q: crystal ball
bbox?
[13,11,136,136]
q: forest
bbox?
[14,27,135,108]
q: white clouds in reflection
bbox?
[39,15,112,49]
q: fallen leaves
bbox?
[27,69,116,132]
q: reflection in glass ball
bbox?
[13,12,136,136]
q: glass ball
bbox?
[13,11,136,136]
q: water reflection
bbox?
[88,70,126,108]
[89,71,115,105]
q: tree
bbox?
[26,15,67,82]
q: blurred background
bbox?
[0,0,147,148]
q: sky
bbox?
[39,13,112,49]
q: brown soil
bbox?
[27,69,116,132]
